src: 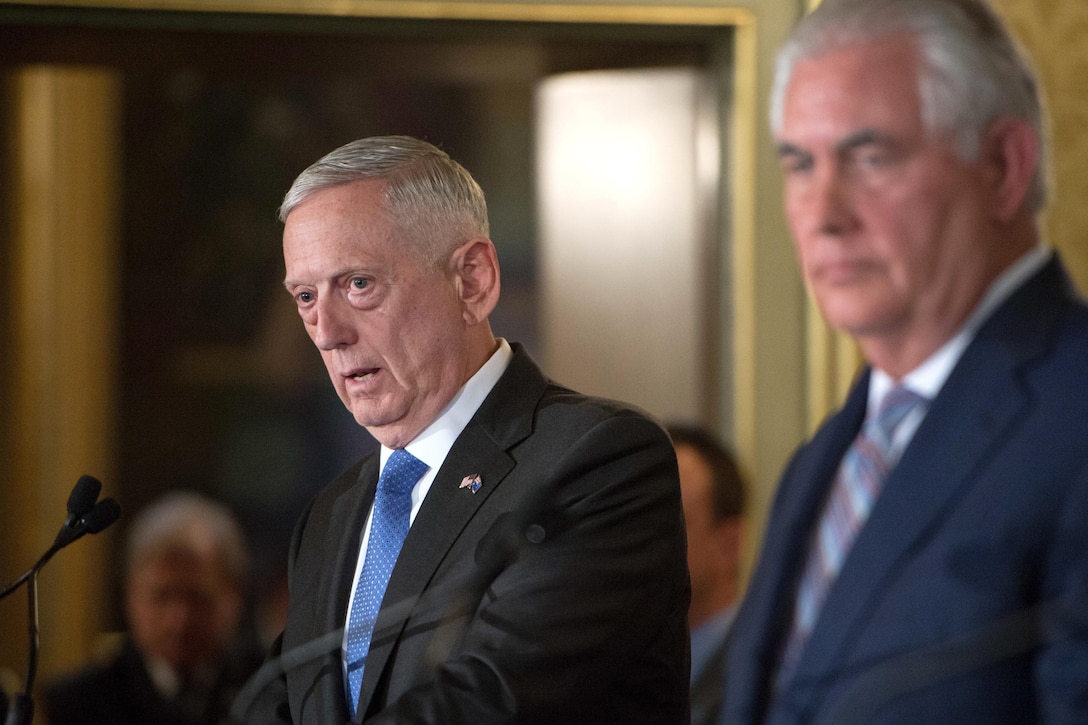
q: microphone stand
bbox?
[0,486,121,725]
[5,572,41,725]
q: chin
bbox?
[351,410,406,443]
[818,296,895,335]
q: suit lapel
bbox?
[314,457,378,724]
[732,374,869,717]
[789,256,1069,699]
[329,457,381,628]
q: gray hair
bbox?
[770,0,1049,212]
[278,135,490,265]
[125,491,249,587]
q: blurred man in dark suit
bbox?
[723,1,1088,723]
[45,491,261,725]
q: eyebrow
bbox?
[776,128,899,160]
[284,265,372,290]
[837,128,897,153]
[776,140,806,159]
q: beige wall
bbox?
[995,0,1088,293]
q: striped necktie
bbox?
[777,385,927,689]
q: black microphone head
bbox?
[66,475,102,522]
[82,497,122,534]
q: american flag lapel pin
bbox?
[459,473,483,494]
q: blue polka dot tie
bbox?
[345,449,429,719]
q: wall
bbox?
[995,0,1088,292]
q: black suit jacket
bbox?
[44,637,260,725]
[246,345,690,724]
[723,255,1088,724]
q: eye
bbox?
[776,142,813,176]
[296,290,314,305]
[856,148,888,169]
[779,151,813,176]
[350,277,370,291]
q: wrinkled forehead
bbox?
[780,37,925,139]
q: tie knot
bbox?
[869,385,927,444]
[379,449,429,496]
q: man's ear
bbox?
[452,237,501,326]
[983,117,1040,223]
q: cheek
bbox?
[127,602,155,638]
[319,351,345,385]
[868,209,933,283]
[791,237,820,286]
[405,301,462,356]
[783,189,808,237]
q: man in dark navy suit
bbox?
[723,1,1088,723]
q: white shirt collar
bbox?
[870,245,1051,408]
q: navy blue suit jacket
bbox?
[245,344,690,724]
[723,255,1088,724]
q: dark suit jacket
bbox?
[245,344,690,724]
[722,255,1088,725]
[44,637,261,725]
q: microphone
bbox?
[63,496,123,542]
[1,477,120,600]
[62,474,102,528]
[1,475,121,725]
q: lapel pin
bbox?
[459,473,483,494]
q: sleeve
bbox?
[1037,460,1088,723]
[232,496,321,725]
[230,633,294,724]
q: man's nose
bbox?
[810,166,857,236]
[311,296,356,350]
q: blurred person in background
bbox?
[669,424,747,725]
[44,491,262,725]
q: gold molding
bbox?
[10,0,753,26]
[728,16,759,480]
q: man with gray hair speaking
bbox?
[244,135,689,724]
